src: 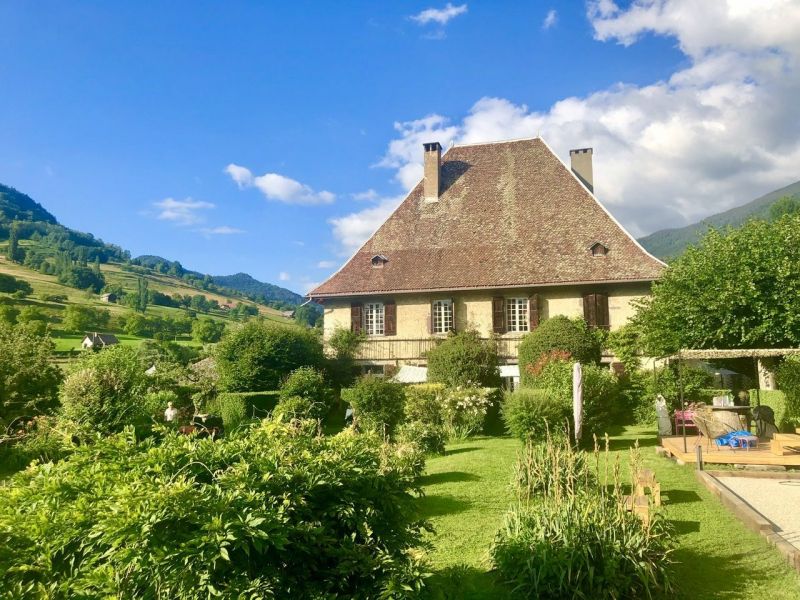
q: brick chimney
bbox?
[569,147,593,193]
[423,142,442,202]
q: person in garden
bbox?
[164,401,178,422]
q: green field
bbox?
[421,427,800,599]
[0,254,292,358]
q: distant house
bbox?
[281,310,295,319]
[81,332,120,350]
[100,293,118,303]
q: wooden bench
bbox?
[622,494,651,526]
[635,468,661,507]
[770,433,800,456]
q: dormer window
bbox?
[371,255,388,268]
[590,242,608,257]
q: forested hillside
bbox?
[639,180,800,260]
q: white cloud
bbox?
[542,9,558,30]
[225,163,335,205]
[410,3,468,26]
[279,271,291,281]
[329,195,405,255]
[153,197,214,226]
[352,188,380,201]
[301,280,322,294]
[198,226,244,235]
[373,1,800,236]
[316,260,336,268]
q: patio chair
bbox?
[673,408,697,435]
[692,406,737,452]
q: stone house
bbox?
[81,332,120,350]
[307,137,664,370]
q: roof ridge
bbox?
[451,136,539,149]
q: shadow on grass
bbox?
[424,564,512,600]
[443,446,483,457]
[417,493,472,518]
[665,489,702,505]
[670,546,784,600]
[669,519,701,534]
[419,471,482,486]
[604,434,659,451]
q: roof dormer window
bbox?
[590,242,608,257]
[371,255,388,268]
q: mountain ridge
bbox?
[638,180,800,259]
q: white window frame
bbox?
[432,299,454,334]
[506,298,529,333]
[364,302,385,336]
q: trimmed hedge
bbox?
[215,391,280,419]
[751,389,787,429]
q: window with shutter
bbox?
[529,294,540,330]
[363,302,385,336]
[492,297,506,334]
[582,293,609,330]
[506,298,529,333]
[384,301,397,336]
[350,303,363,334]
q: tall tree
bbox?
[6,221,20,262]
[633,214,800,355]
[137,277,149,313]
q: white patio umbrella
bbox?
[573,362,583,442]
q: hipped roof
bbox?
[310,137,664,298]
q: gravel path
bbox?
[718,476,800,550]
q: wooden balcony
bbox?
[349,336,525,363]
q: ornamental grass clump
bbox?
[492,435,675,599]
[0,420,429,599]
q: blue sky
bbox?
[2,2,798,293]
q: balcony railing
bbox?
[349,336,525,362]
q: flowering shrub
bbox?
[441,385,497,439]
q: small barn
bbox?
[100,293,118,303]
[81,332,120,350]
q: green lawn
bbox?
[421,426,800,599]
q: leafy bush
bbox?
[192,317,225,343]
[501,388,570,441]
[280,367,334,408]
[0,416,73,471]
[523,358,620,441]
[426,329,501,387]
[325,327,365,388]
[341,376,406,436]
[215,320,324,391]
[273,395,319,421]
[404,383,446,425]
[518,316,601,386]
[0,421,428,598]
[777,356,800,425]
[60,345,150,434]
[205,393,248,431]
[0,322,62,421]
[440,385,498,439]
[626,365,713,425]
[396,420,447,454]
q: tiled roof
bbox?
[309,138,664,298]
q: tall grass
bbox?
[492,434,675,599]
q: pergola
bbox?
[663,348,800,453]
